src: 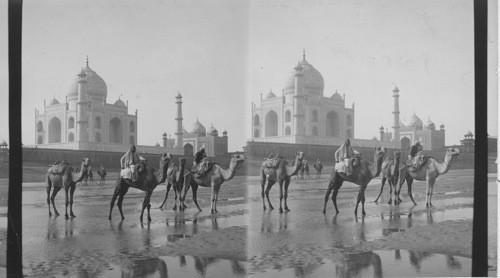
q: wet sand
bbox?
[247,169,496,277]
[14,168,499,277]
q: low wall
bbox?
[22,147,235,172]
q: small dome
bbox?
[190,119,206,136]
[266,91,276,99]
[114,98,126,107]
[223,129,227,134]
[162,132,167,137]
[465,130,473,137]
[208,124,218,136]
[406,113,423,128]
[284,52,325,95]
[0,140,7,146]
[68,65,108,100]
[425,118,436,130]
[372,136,378,141]
[331,90,343,102]
[48,98,60,105]
[155,143,160,147]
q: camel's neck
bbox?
[221,161,239,181]
[156,161,169,184]
[435,154,455,175]
[72,165,87,183]
[177,163,186,178]
[284,158,301,177]
[369,155,383,178]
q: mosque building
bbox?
[34,58,228,157]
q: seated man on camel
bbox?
[193,145,213,178]
[408,141,427,171]
[334,139,359,176]
[120,144,142,183]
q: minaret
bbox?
[379,126,385,141]
[76,69,88,142]
[175,92,183,148]
[392,85,400,142]
[293,61,305,136]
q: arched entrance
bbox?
[109,117,123,144]
[401,137,411,150]
[48,117,62,143]
[325,111,340,137]
[265,110,278,137]
[184,143,194,157]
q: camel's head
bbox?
[81,158,91,169]
[394,151,401,159]
[231,154,246,170]
[374,147,386,160]
[447,147,461,160]
[295,151,305,163]
[160,153,172,167]
[179,157,186,165]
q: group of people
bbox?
[120,144,208,183]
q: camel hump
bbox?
[167,163,179,176]
[48,163,69,175]
[263,156,283,169]
[193,160,214,178]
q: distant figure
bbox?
[334,139,356,175]
[194,145,207,166]
[408,141,425,171]
[97,165,107,186]
[120,145,141,182]
[313,159,323,179]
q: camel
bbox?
[46,158,91,218]
[97,167,107,186]
[260,151,305,213]
[108,153,172,222]
[298,161,311,179]
[374,151,401,204]
[179,154,246,213]
[395,147,461,207]
[323,147,386,215]
[158,157,186,210]
[313,162,323,179]
[81,166,95,186]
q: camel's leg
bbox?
[284,178,291,212]
[323,181,333,214]
[265,180,276,210]
[172,184,179,211]
[213,183,221,213]
[332,187,340,214]
[360,185,367,216]
[210,181,217,214]
[50,186,62,216]
[46,175,52,216]
[405,176,417,205]
[191,183,202,211]
[260,172,267,210]
[374,177,386,203]
[278,180,284,214]
[117,186,129,220]
[354,186,367,216]
[140,191,153,222]
[109,180,120,220]
[159,182,171,209]
[69,183,76,218]
[64,186,70,219]
[426,178,436,207]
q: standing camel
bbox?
[82,166,95,186]
[46,158,91,218]
[158,157,186,211]
[260,152,305,213]
[313,161,323,179]
[179,154,246,213]
[323,147,386,215]
[109,153,172,222]
[97,166,107,186]
[395,147,460,207]
[374,151,401,204]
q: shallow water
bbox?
[249,250,471,277]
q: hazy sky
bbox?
[0,0,497,150]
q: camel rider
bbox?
[120,144,141,182]
[193,145,208,176]
[409,141,424,170]
[334,139,357,175]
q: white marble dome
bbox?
[284,54,324,95]
[68,65,108,100]
[48,98,60,105]
[114,98,126,107]
[190,119,206,136]
[406,113,423,128]
[425,119,436,130]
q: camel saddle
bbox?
[193,158,216,178]
[263,154,285,169]
[47,160,70,175]
[167,162,179,176]
[406,154,431,172]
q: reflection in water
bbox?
[335,251,383,278]
[122,257,168,278]
[408,250,433,271]
[446,255,462,270]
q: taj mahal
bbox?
[34,58,228,157]
[250,51,446,153]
